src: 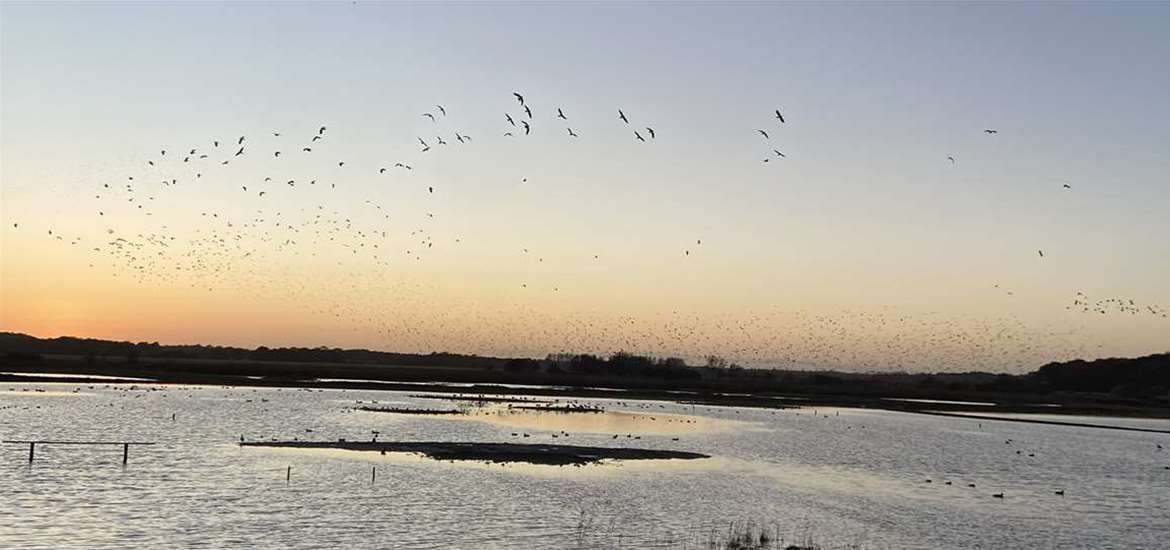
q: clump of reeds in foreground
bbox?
[571,508,861,550]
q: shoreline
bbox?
[4,362,1169,433]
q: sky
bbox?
[1,1,1168,372]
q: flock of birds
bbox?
[4,90,1166,370]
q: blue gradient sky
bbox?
[2,2,1168,370]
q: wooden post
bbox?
[371,466,376,483]
[28,442,34,464]
[286,465,291,483]
[123,443,129,465]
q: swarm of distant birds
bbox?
[4,90,1164,368]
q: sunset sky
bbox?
[2,2,1168,371]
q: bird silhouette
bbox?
[513,92,525,105]
[984,129,998,134]
[757,129,769,140]
[775,109,785,123]
[435,105,446,116]
[567,128,578,138]
[645,127,655,139]
[635,131,646,142]
[524,104,532,119]
[618,110,629,124]
[521,121,531,135]
[557,108,567,120]
[422,113,435,122]
[505,113,516,127]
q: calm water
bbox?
[1,383,1168,549]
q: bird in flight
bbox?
[1062,183,1072,189]
[757,129,770,140]
[235,147,245,156]
[773,149,786,158]
[436,105,446,116]
[984,129,998,134]
[618,110,629,124]
[238,136,245,144]
[775,109,785,123]
[557,108,567,120]
[524,104,532,119]
[436,136,447,145]
[1038,250,1044,258]
[422,113,436,123]
[514,92,525,105]
[947,156,956,164]
[521,120,531,135]
[567,128,578,138]
[645,127,655,139]
[634,131,646,142]
[505,113,516,127]
[319,126,326,135]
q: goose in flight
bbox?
[775,109,785,123]
[238,136,245,144]
[436,105,446,116]
[524,104,532,119]
[984,129,998,134]
[757,129,769,140]
[422,113,436,122]
[618,110,629,124]
[634,131,646,142]
[773,149,786,158]
[235,147,245,156]
[1062,183,1072,189]
[567,128,578,137]
[513,92,525,105]
[505,113,516,127]
[521,120,531,135]
[645,127,655,139]
[557,108,567,120]
[947,156,955,164]
[319,126,326,135]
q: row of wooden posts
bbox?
[3,440,155,464]
[7,442,379,483]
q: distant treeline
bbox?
[1,331,1167,399]
[0,332,509,369]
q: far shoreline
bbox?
[3,354,1169,430]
